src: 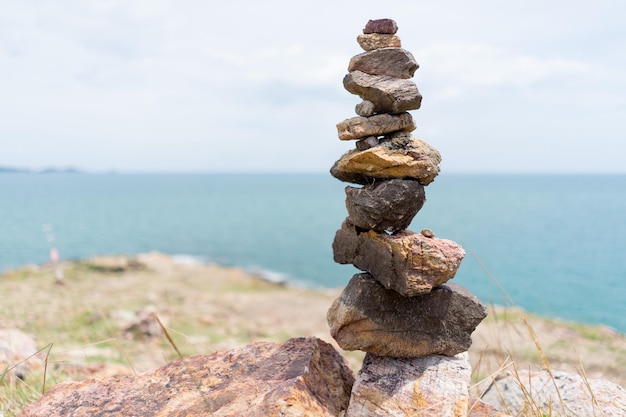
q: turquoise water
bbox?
[1,173,625,333]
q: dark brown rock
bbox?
[345,178,425,232]
[357,33,401,51]
[349,48,418,79]
[363,19,398,34]
[336,112,415,141]
[346,352,472,416]
[355,136,379,150]
[327,273,487,358]
[333,220,465,296]
[20,337,355,417]
[343,70,422,114]
[481,370,626,417]
[330,132,441,186]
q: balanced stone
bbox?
[336,112,415,141]
[355,136,379,150]
[330,132,441,186]
[355,100,376,117]
[348,48,418,79]
[345,178,425,232]
[357,33,401,51]
[327,274,487,358]
[346,352,471,417]
[363,18,398,34]
[333,220,464,296]
[344,70,422,114]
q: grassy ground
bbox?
[1,253,625,416]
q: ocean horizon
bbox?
[1,172,625,333]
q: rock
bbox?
[330,132,442,185]
[336,112,415,141]
[333,220,465,295]
[481,370,626,417]
[0,328,42,380]
[363,18,398,34]
[355,136,379,150]
[421,228,435,238]
[348,48,418,79]
[327,273,487,357]
[83,256,144,273]
[346,352,471,417]
[344,70,422,114]
[345,179,425,232]
[110,305,166,340]
[355,100,376,117]
[20,337,355,417]
[357,34,401,51]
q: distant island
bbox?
[0,166,83,174]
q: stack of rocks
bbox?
[327,19,489,416]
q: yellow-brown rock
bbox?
[336,112,415,140]
[330,132,441,185]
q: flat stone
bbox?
[20,337,355,417]
[345,178,425,232]
[355,100,376,117]
[357,33,401,51]
[330,132,441,186]
[336,112,415,141]
[363,18,398,34]
[349,48,418,79]
[333,220,465,295]
[327,274,487,358]
[346,352,472,417]
[481,370,626,417]
[344,70,422,114]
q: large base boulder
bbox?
[346,352,471,417]
[327,273,486,358]
[20,337,355,417]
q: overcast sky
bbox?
[1,1,625,173]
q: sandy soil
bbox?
[2,252,624,394]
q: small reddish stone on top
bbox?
[363,18,398,34]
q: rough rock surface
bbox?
[363,18,398,34]
[327,274,487,358]
[355,136,379,150]
[481,370,626,417]
[20,337,355,417]
[348,48,418,79]
[345,178,425,232]
[468,398,512,417]
[336,112,415,140]
[346,352,472,416]
[330,132,441,185]
[0,328,42,380]
[355,100,376,117]
[333,220,464,295]
[343,70,422,114]
[357,33,401,51]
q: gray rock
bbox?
[332,220,465,296]
[0,328,42,380]
[481,370,626,417]
[345,178,425,232]
[349,48,418,79]
[355,136,379,150]
[343,70,422,114]
[327,274,487,358]
[336,112,415,141]
[346,352,472,417]
[330,132,441,186]
[363,18,398,34]
[355,100,376,117]
[357,33,401,51]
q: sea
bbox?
[1,172,624,333]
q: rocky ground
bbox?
[1,253,625,415]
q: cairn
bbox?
[327,19,489,416]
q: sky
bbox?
[1,1,625,173]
